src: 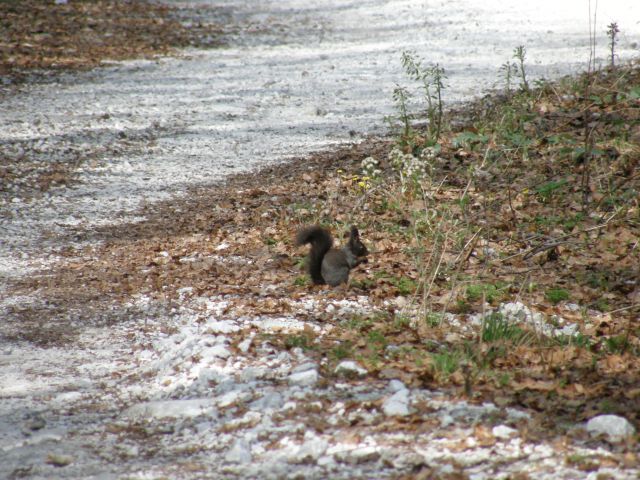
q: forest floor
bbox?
[0,0,223,82]
[1,1,639,479]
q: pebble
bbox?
[249,391,283,411]
[388,379,407,393]
[381,449,425,469]
[586,414,636,441]
[287,435,329,464]
[208,344,231,359]
[334,360,367,378]
[288,368,319,386]
[238,336,253,353]
[46,453,73,467]
[24,413,46,431]
[217,390,246,408]
[492,425,518,440]
[335,446,380,465]
[382,388,410,417]
[225,439,253,464]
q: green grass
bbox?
[330,341,353,361]
[466,282,509,304]
[367,330,388,351]
[284,333,314,351]
[545,288,570,305]
[431,350,461,378]
[481,312,531,344]
[535,179,568,202]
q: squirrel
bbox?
[296,225,368,286]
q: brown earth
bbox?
[0,0,223,82]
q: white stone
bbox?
[381,449,425,469]
[209,344,231,359]
[217,390,244,408]
[225,439,252,464]
[334,360,367,378]
[388,379,407,393]
[383,389,410,417]
[238,336,253,353]
[335,446,380,465]
[492,425,518,440]
[505,408,532,422]
[123,399,214,420]
[439,414,454,427]
[586,414,636,441]
[287,436,329,464]
[288,369,318,386]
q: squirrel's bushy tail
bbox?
[296,226,333,285]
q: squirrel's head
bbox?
[348,226,368,258]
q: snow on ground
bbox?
[1,1,639,478]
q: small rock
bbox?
[238,336,253,353]
[335,446,380,465]
[586,414,636,441]
[505,407,531,422]
[381,448,425,469]
[395,296,408,308]
[317,455,336,467]
[225,439,252,464]
[209,344,231,359]
[217,390,244,408]
[334,360,367,378]
[383,389,410,417]
[117,443,140,458]
[249,391,283,411]
[123,399,214,420]
[388,379,407,393]
[288,369,318,386]
[492,425,518,440]
[46,453,73,467]
[292,362,317,373]
[439,414,454,427]
[288,435,329,464]
[25,413,46,431]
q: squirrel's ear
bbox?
[350,226,360,237]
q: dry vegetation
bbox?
[0,0,222,80]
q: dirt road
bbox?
[1,1,639,478]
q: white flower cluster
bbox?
[419,146,439,162]
[361,156,382,179]
[388,147,430,179]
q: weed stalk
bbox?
[606,21,619,69]
[513,46,530,93]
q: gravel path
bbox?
[1,1,639,478]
